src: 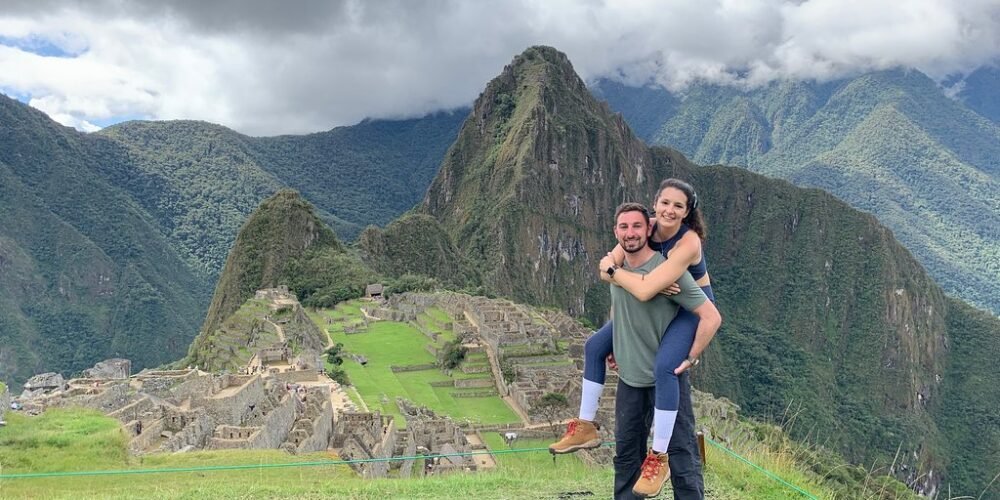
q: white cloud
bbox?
[1,0,998,135]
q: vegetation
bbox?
[595,71,1000,315]
[534,392,570,430]
[439,339,467,370]
[315,301,518,426]
[324,343,350,385]
[0,95,207,389]
[0,402,919,498]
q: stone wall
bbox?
[196,375,264,424]
[50,381,131,414]
[136,369,201,398]
[168,373,217,402]
[206,389,295,450]
[294,396,335,454]
[0,384,9,421]
[160,411,215,452]
[250,391,297,449]
[335,412,396,478]
[128,418,166,454]
[274,370,319,384]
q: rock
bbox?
[21,373,65,397]
[82,359,132,379]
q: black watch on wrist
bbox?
[606,265,617,277]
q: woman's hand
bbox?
[599,253,616,276]
[659,282,681,296]
[606,354,618,371]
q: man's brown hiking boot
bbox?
[632,449,670,498]
[548,418,601,454]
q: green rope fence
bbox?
[0,439,817,498]
[704,436,818,499]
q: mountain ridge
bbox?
[593,70,1000,314]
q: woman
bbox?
[549,178,716,457]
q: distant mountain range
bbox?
[592,69,1000,315]
[0,94,464,389]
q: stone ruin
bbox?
[332,410,396,478]
[11,360,337,458]
[6,289,618,476]
[395,398,477,476]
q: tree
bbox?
[439,339,467,370]
[325,343,345,366]
[535,392,570,433]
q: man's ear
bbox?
[647,223,654,237]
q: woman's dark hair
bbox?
[653,178,707,240]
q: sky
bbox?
[1,0,998,136]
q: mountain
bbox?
[356,213,480,290]
[958,65,1000,125]
[592,72,1000,315]
[0,97,464,389]
[190,190,373,344]
[99,111,466,278]
[0,95,207,388]
[389,46,999,496]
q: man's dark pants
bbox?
[613,372,704,500]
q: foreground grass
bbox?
[0,408,872,499]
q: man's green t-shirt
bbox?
[611,252,707,388]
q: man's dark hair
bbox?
[614,202,650,224]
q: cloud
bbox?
[1,0,998,135]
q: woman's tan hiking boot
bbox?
[547,418,601,454]
[632,449,670,498]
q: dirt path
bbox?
[465,433,497,469]
[266,319,286,343]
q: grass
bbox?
[315,301,519,427]
[0,409,610,499]
[0,407,896,499]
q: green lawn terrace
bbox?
[307,292,593,430]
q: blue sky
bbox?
[1,0,998,135]
[0,34,83,58]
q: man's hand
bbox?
[659,282,681,296]
[606,353,618,371]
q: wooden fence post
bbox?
[697,431,707,465]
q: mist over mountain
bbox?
[592,71,1000,315]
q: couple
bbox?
[550,179,722,499]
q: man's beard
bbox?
[620,237,646,253]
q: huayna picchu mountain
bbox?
[392,46,999,496]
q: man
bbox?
[603,202,721,499]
